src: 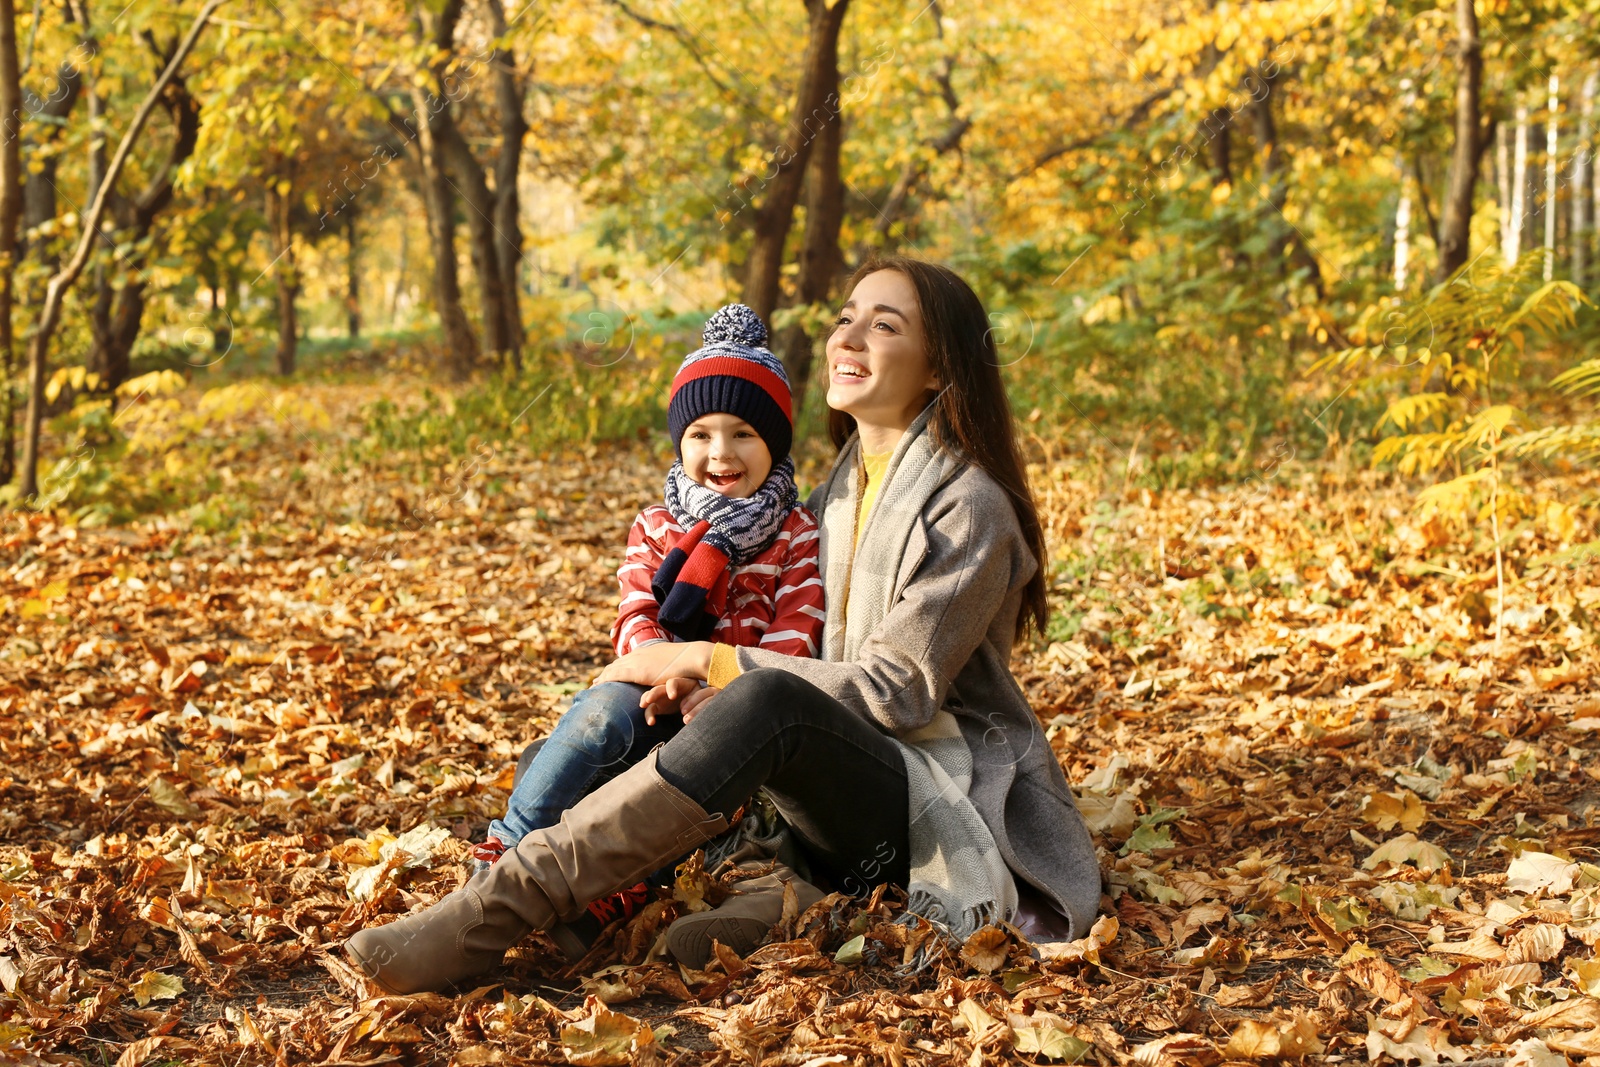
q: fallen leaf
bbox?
[959,925,1011,973]
[1132,1033,1220,1067]
[147,777,199,818]
[1567,957,1600,996]
[1223,1013,1323,1059]
[114,1037,196,1067]
[1522,996,1600,1030]
[1506,850,1580,895]
[1364,1018,1470,1064]
[127,971,185,1007]
[1343,955,1410,1005]
[1363,833,1451,873]
[1077,790,1140,838]
[1171,934,1251,974]
[1361,789,1428,833]
[1213,974,1278,1008]
[559,998,655,1067]
[1505,922,1565,963]
[1013,1018,1092,1062]
[1036,914,1118,964]
[952,997,1003,1037]
[1504,1037,1567,1067]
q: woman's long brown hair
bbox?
[827,255,1049,640]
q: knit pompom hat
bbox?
[667,304,793,463]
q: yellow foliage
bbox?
[118,370,189,398]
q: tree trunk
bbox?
[1435,0,1482,282]
[16,0,219,499]
[212,267,232,356]
[1544,74,1559,281]
[18,57,82,275]
[1249,75,1324,298]
[397,0,476,380]
[440,120,512,358]
[84,9,113,385]
[1510,106,1529,264]
[1497,123,1513,265]
[487,0,526,369]
[740,0,850,322]
[778,9,847,416]
[1394,168,1412,290]
[390,218,407,325]
[268,172,297,376]
[346,203,360,338]
[1394,86,1417,289]
[87,36,199,390]
[1574,72,1596,285]
[405,85,477,380]
[0,0,20,487]
[1209,110,1233,186]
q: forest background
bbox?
[4,0,1600,1064]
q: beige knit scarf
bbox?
[817,405,1018,938]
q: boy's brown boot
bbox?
[344,750,729,994]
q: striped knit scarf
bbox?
[653,457,798,640]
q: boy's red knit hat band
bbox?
[669,356,792,422]
[667,303,794,462]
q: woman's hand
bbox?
[680,685,719,724]
[638,677,700,726]
[597,640,714,687]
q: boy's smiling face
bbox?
[681,413,773,499]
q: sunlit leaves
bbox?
[127,970,186,1006]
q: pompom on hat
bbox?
[667,304,793,463]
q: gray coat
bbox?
[729,451,1104,938]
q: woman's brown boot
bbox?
[344,750,729,994]
[665,864,824,968]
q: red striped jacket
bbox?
[612,505,824,658]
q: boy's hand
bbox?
[599,641,713,687]
[680,685,720,724]
[639,677,701,725]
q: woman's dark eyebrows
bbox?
[838,300,906,318]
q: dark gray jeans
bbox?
[518,668,911,896]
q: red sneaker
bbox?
[473,837,508,866]
[549,882,654,960]
[585,882,651,926]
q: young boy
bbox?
[474,304,823,944]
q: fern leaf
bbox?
[1377,392,1452,433]
[1415,469,1495,522]
[1550,359,1600,399]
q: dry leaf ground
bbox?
[2,379,1599,1066]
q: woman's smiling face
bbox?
[825,270,939,444]
[680,413,773,498]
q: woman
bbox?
[345,257,1102,994]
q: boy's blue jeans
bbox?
[487,681,684,846]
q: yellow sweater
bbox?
[708,449,892,688]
